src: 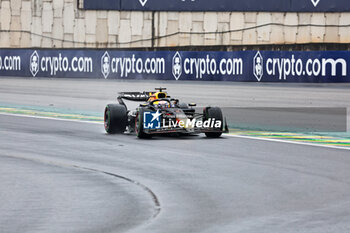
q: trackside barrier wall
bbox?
[0,49,349,83]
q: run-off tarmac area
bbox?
[1,78,350,233]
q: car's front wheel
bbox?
[203,107,223,138]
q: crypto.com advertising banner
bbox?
[0,49,349,83]
[84,0,350,12]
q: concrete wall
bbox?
[0,0,350,48]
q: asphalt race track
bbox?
[1,78,350,233]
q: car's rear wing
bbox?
[118,92,150,102]
[117,89,170,106]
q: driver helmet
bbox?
[156,100,170,108]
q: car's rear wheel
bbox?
[203,107,223,138]
[135,109,153,139]
[104,104,127,134]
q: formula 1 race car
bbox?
[104,88,228,138]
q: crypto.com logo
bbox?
[101,51,110,79]
[311,0,320,7]
[138,0,148,7]
[30,51,39,77]
[253,51,263,82]
[172,52,182,80]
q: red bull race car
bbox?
[104,88,228,138]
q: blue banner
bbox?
[0,49,349,83]
[84,0,121,10]
[83,0,350,12]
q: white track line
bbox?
[1,111,349,151]
[0,112,103,125]
[226,134,350,151]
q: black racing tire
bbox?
[104,104,127,134]
[135,108,153,139]
[203,107,223,138]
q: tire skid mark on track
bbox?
[0,153,161,220]
[72,165,161,219]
